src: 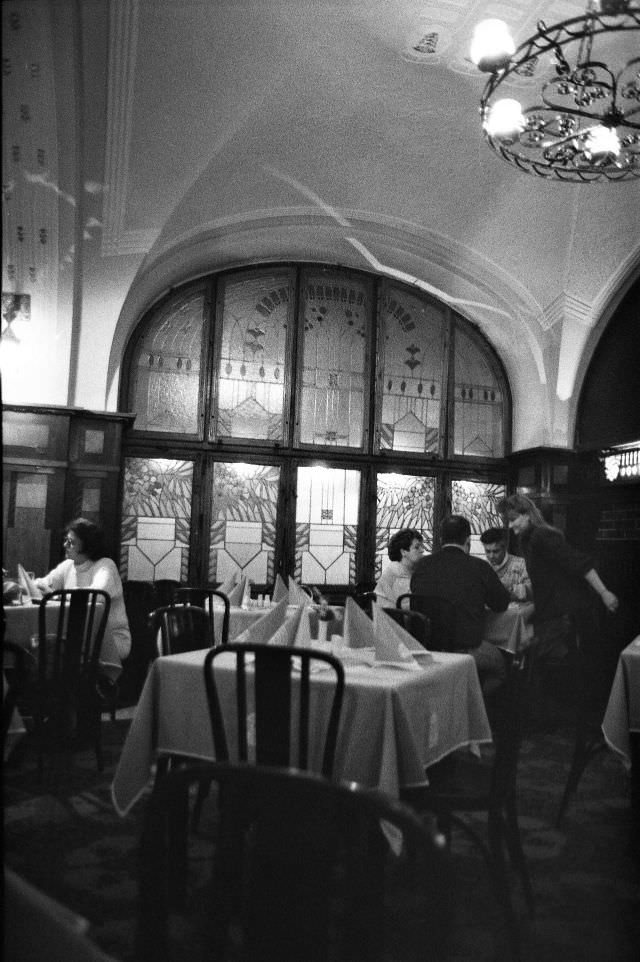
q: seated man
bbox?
[411,515,510,695]
[375,528,425,607]
[480,526,532,602]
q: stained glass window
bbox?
[120,458,193,581]
[379,288,446,453]
[453,326,504,457]
[298,273,371,448]
[128,288,205,434]
[214,271,292,442]
[451,479,506,557]
[295,466,360,585]
[375,473,435,579]
[208,462,280,585]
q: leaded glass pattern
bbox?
[214,272,291,442]
[451,479,506,557]
[208,462,280,585]
[298,274,371,447]
[120,458,193,581]
[379,288,446,454]
[129,291,204,434]
[453,326,504,457]
[295,466,360,585]
[375,473,435,579]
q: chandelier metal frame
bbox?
[479,2,640,182]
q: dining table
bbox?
[602,635,640,768]
[3,598,121,670]
[111,645,492,816]
[483,601,535,655]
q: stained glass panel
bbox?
[298,273,371,447]
[451,479,506,557]
[214,272,292,442]
[379,288,446,453]
[453,326,504,457]
[295,465,360,585]
[375,473,435,579]
[208,462,280,585]
[129,290,205,434]
[120,458,193,581]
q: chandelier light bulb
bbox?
[484,98,525,140]
[470,19,515,72]
[585,124,621,157]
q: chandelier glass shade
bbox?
[472,1,640,182]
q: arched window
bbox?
[120,264,511,589]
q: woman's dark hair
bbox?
[66,518,106,561]
[496,494,550,529]
[388,528,423,561]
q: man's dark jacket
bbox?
[410,545,510,650]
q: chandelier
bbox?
[470,1,640,182]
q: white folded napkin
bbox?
[372,603,424,669]
[226,578,246,606]
[266,601,310,647]
[216,573,238,596]
[342,596,377,649]
[292,601,314,648]
[235,596,289,646]
[287,577,312,606]
[272,573,289,603]
[17,564,42,600]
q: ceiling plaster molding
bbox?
[101,0,147,257]
[541,292,592,332]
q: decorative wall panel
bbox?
[375,473,435,578]
[295,465,360,585]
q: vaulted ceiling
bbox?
[2,0,639,449]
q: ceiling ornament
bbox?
[470,1,640,181]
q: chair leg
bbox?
[556,718,606,826]
[487,811,521,962]
[503,796,535,916]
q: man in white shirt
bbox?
[480,527,532,602]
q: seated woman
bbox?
[374,528,426,607]
[34,518,131,681]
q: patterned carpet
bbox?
[3,712,639,962]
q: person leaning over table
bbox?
[480,526,532,602]
[411,514,510,696]
[374,528,426,607]
[33,518,132,683]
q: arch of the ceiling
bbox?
[105,211,544,413]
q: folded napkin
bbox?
[226,578,246,607]
[288,577,312,606]
[216,573,238,596]
[267,601,310,648]
[235,596,289,646]
[342,596,376,649]
[272,573,289,603]
[372,603,424,669]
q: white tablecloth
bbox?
[484,602,534,654]
[602,636,640,768]
[111,647,491,816]
[213,604,344,643]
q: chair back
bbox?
[121,580,157,702]
[148,605,211,657]
[137,761,452,962]
[173,587,230,646]
[203,643,345,778]
[152,579,181,608]
[397,593,457,651]
[355,589,377,617]
[382,606,430,649]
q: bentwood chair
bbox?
[397,593,457,651]
[35,589,111,778]
[382,607,430,649]
[148,605,211,657]
[204,643,345,777]
[121,580,157,705]
[152,579,181,608]
[401,649,534,961]
[173,587,230,647]
[137,761,453,962]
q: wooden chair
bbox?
[382,606,430,649]
[148,605,211,657]
[203,643,345,777]
[401,649,534,960]
[34,589,111,778]
[173,587,230,647]
[152,579,181,608]
[397,592,457,651]
[137,761,453,962]
[121,580,157,705]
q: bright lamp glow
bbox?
[484,98,525,139]
[585,125,621,158]
[470,19,515,72]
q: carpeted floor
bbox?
[3,711,639,962]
